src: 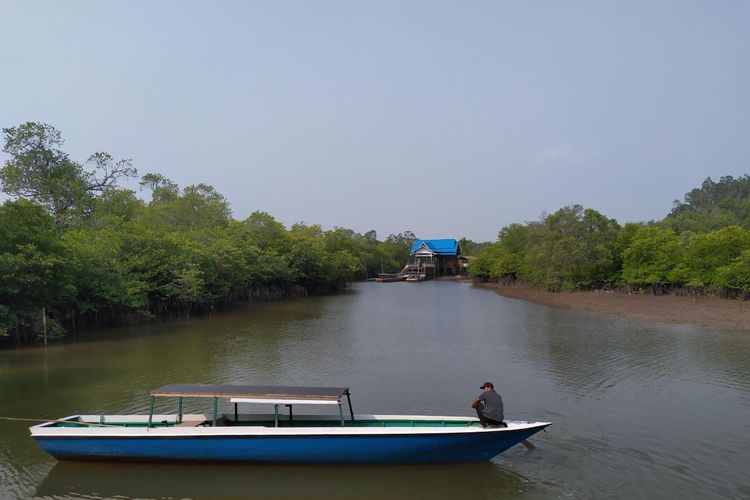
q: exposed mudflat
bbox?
[479,281,750,331]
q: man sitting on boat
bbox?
[471,382,507,428]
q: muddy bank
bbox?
[478,281,750,331]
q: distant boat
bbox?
[375,273,407,282]
[406,274,428,282]
[30,384,551,464]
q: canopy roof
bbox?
[409,239,461,256]
[150,384,349,403]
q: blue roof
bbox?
[409,239,461,256]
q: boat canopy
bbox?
[147,384,355,428]
[150,384,349,403]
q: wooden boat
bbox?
[30,384,550,464]
[375,273,407,282]
[405,274,427,282]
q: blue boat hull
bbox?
[34,427,547,464]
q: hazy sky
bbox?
[1,1,748,241]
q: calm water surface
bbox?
[1,282,749,499]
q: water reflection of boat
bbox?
[375,273,407,282]
[30,384,550,464]
[37,460,536,499]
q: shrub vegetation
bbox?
[470,175,750,297]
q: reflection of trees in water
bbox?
[0,293,365,497]
[37,460,537,500]
[212,293,359,385]
[0,295,354,426]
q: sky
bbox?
[1,1,748,241]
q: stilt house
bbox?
[405,239,463,279]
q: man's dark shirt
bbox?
[477,390,504,422]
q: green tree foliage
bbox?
[140,172,179,202]
[458,237,490,256]
[374,232,415,273]
[667,175,750,232]
[1,122,137,228]
[241,211,289,253]
[542,206,621,290]
[717,248,750,291]
[0,121,423,343]
[469,224,536,280]
[621,226,682,286]
[471,206,620,291]
[0,200,74,337]
[472,184,750,296]
[468,243,509,278]
[669,226,750,287]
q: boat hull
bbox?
[33,424,549,464]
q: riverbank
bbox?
[0,283,339,348]
[478,281,750,331]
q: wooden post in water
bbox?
[42,307,47,347]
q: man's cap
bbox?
[480,382,494,389]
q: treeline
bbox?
[0,122,420,344]
[471,176,750,296]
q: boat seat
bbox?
[176,421,203,427]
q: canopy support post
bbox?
[345,390,354,421]
[286,404,293,422]
[338,403,345,427]
[274,404,279,427]
[234,403,238,423]
[212,397,218,427]
[148,396,155,428]
[178,397,183,424]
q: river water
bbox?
[1,281,749,499]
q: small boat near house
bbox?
[375,273,407,282]
[30,384,550,464]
